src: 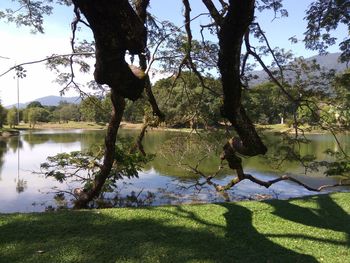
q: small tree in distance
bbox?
[6,107,17,128]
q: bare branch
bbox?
[0,53,94,78]
[251,22,285,81]
[244,32,295,102]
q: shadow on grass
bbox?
[1,195,348,262]
[267,194,350,246]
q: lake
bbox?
[0,129,349,213]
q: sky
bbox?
[0,0,347,106]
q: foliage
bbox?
[314,149,350,177]
[0,103,7,128]
[243,82,293,124]
[6,107,17,128]
[0,0,53,33]
[26,107,50,128]
[331,69,350,127]
[153,72,222,128]
[57,103,80,123]
[304,0,350,62]
[26,101,44,109]
[80,95,111,123]
[40,139,154,200]
[123,97,146,123]
[159,131,228,175]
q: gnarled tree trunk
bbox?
[73,0,147,101]
[218,0,267,157]
[74,90,125,209]
[202,0,267,176]
[72,0,149,208]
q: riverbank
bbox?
[2,122,347,139]
[0,192,349,262]
[2,121,195,132]
[5,121,107,130]
[0,128,20,137]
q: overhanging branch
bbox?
[0,52,94,78]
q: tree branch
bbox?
[0,53,94,78]
[202,0,223,25]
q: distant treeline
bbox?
[1,69,349,129]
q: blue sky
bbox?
[0,0,347,106]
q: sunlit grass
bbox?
[257,123,329,134]
[0,193,349,262]
[4,121,107,130]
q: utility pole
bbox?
[17,73,19,125]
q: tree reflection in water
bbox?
[0,130,349,213]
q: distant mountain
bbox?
[5,95,82,109]
[248,52,348,86]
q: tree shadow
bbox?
[219,202,318,262]
[0,200,323,263]
[266,194,350,246]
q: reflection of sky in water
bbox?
[0,135,82,213]
[21,129,86,135]
[0,130,348,213]
[113,168,341,207]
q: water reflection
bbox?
[0,129,348,213]
[15,179,27,193]
[0,139,7,180]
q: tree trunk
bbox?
[74,90,125,208]
[72,0,147,101]
[72,0,146,208]
[218,0,267,157]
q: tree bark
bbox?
[72,0,146,207]
[72,0,147,101]
[135,0,165,120]
[74,89,125,209]
[217,0,267,157]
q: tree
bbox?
[27,107,50,128]
[331,69,350,127]
[26,101,44,109]
[243,82,293,125]
[152,73,222,128]
[6,107,18,128]
[80,95,110,123]
[1,0,349,208]
[123,98,146,124]
[0,103,6,128]
[58,103,80,123]
[23,101,51,126]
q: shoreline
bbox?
[1,122,348,135]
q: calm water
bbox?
[0,129,349,213]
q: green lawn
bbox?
[2,121,107,131]
[0,193,349,263]
[256,123,329,134]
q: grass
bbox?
[4,121,107,130]
[2,122,335,135]
[0,127,20,137]
[257,123,330,134]
[0,193,349,263]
